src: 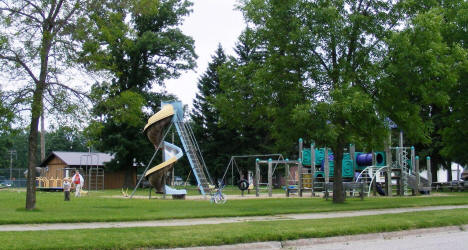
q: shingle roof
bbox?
[40,151,114,167]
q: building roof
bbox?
[40,151,114,167]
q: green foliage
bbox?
[216,28,280,156]
[0,91,14,134]
[0,127,88,170]
[438,0,468,166]
[228,0,413,202]
[377,1,468,171]
[191,45,234,179]
[379,9,459,142]
[78,0,196,87]
[82,0,196,186]
[45,126,89,154]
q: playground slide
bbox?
[144,104,185,194]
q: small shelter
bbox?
[39,151,136,189]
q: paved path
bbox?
[175,225,468,250]
[1,204,467,232]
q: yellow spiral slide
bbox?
[143,104,186,195]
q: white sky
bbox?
[164,0,246,110]
[0,0,246,128]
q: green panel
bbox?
[375,151,386,166]
[342,159,354,177]
[302,149,311,166]
[343,153,351,160]
[315,148,325,165]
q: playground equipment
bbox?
[221,154,283,192]
[283,133,432,197]
[255,158,301,197]
[131,101,219,201]
[79,153,105,191]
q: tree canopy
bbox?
[81,0,196,187]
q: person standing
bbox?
[63,177,71,201]
[71,171,84,197]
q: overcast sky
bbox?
[164,0,246,110]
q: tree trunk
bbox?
[332,145,345,203]
[446,163,452,182]
[26,21,52,210]
[40,110,45,161]
[26,86,44,210]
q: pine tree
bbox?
[191,44,233,181]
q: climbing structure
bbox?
[297,135,432,197]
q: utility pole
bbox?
[8,150,17,180]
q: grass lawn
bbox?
[116,184,284,196]
[1,189,468,224]
[1,208,467,249]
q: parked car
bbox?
[0,180,13,188]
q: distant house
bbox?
[39,151,136,189]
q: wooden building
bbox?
[39,151,136,189]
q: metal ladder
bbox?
[174,118,212,196]
[399,148,409,195]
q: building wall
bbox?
[43,158,66,180]
[41,155,136,189]
[105,170,136,189]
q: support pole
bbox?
[324,148,330,184]
[298,138,303,197]
[415,156,420,196]
[255,159,260,197]
[285,162,290,197]
[350,144,355,181]
[372,151,377,196]
[268,159,272,197]
[399,130,404,148]
[298,158,303,197]
[385,134,392,197]
[232,158,234,186]
[427,156,432,192]
[162,174,166,199]
[311,143,315,197]
[399,130,404,196]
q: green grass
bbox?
[1,208,467,249]
[1,189,468,224]
[117,185,284,196]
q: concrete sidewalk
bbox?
[172,225,468,250]
[1,205,467,232]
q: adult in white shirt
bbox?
[71,171,84,197]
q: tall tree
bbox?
[45,125,88,154]
[379,2,467,181]
[191,44,255,180]
[439,0,468,167]
[0,0,89,210]
[216,28,278,157]
[235,0,438,203]
[81,0,196,187]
